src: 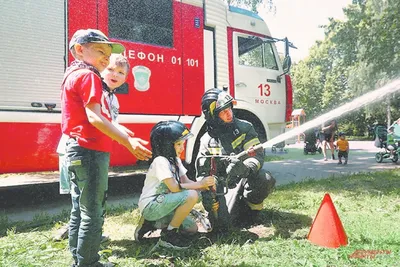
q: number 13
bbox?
[258,83,271,96]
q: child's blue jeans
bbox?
[66,138,110,266]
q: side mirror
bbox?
[277,55,292,82]
[282,55,292,74]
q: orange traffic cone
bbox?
[307,193,348,248]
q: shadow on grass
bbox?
[0,209,70,237]
[0,221,53,237]
[0,203,138,237]
[109,228,260,260]
[246,209,312,240]
[107,209,311,263]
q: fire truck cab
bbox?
[0,0,293,174]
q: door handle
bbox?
[235,81,247,87]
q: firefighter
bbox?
[196,88,276,232]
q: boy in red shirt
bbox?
[62,29,152,266]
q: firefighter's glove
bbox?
[226,158,249,188]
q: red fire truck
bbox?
[0,0,294,174]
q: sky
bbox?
[258,0,353,62]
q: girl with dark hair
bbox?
[136,121,216,249]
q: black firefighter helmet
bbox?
[201,88,235,122]
[201,88,236,138]
[150,120,193,160]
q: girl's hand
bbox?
[201,176,216,189]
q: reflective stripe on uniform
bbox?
[231,134,246,149]
[243,137,260,151]
[244,158,261,170]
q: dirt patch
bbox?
[248,224,275,238]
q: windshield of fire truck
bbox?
[238,36,278,70]
[108,0,173,47]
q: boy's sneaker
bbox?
[158,229,191,249]
[344,161,348,165]
[338,161,342,165]
[135,216,156,241]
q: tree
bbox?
[292,0,400,135]
[223,0,275,13]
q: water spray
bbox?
[236,79,400,158]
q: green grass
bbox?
[1,170,400,266]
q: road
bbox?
[264,141,400,185]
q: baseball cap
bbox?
[69,29,125,54]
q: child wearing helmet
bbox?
[136,121,216,249]
[336,132,349,165]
